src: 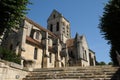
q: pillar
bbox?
[43,32,49,68]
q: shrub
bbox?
[0,46,21,64]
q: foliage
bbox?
[96,61,100,65]
[100,61,106,65]
[0,0,30,36]
[99,0,120,66]
[108,62,113,65]
[96,61,106,65]
[0,46,21,64]
[110,46,119,66]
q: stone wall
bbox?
[0,60,29,80]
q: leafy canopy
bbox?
[99,0,120,65]
[0,0,30,36]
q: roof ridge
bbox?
[25,17,58,38]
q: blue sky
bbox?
[27,0,111,63]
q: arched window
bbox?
[36,31,40,40]
[49,53,52,63]
[56,22,59,31]
[50,24,53,32]
[85,50,87,60]
[69,51,75,58]
[34,31,42,41]
[53,14,55,19]
[83,52,85,59]
[34,48,38,60]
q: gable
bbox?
[47,9,62,22]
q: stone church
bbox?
[1,10,96,69]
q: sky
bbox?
[27,0,111,64]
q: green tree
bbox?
[96,61,100,65]
[108,62,113,65]
[99,0,120,66]
[0,46,21,64]
[100,61,106,65]
[0,0,30,36]
[96,61,106,65]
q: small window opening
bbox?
[56,22,59,31]
[34,48,38,60]
[50,24,53,32]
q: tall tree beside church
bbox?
[0,0,30,36]
[99,0,120,65]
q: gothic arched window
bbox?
[85,50,87,60]
[53,14,55,19]
[36,31,40,40]
[56,22,59,31]
[50,24,53,32]
[49,53,52,63]
[34,48,38,60]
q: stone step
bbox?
[33,66,119,72]
[23,66,120,80]
[28,72,115,77]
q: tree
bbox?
[0,0,30,36]
[108,62,113,65]
[100,61,106,65]
[99,0,120,66]
[96,61,106,65]
[0,46,21,64]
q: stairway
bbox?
[23,66,120,80]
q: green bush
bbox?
[0,46,21,64]
[96,61,106,65]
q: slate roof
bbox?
[26,36,43,48]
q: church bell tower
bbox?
[47,10,71,43]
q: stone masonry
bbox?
[1,10,96,69]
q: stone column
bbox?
[76,40,83,66]
[20,22,27,65]
[20,23,27,53]
[43,32,49,68]
[77,41,83,59]
[55,39,61,68]
[65,45,69,67]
